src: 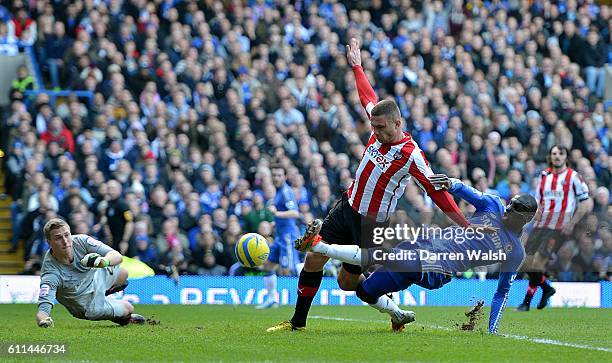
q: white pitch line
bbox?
[499,334,612,353]
[310,315,612,353]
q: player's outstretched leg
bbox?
[357,268,416,332]
[297,235,421,331]
[294,219,323,251]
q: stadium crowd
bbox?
[0,0,610,281]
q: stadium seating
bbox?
[0,0,609,282]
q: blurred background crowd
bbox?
[0,0,610,281]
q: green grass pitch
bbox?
[0,304,610,362]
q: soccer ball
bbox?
[235,233,269,267]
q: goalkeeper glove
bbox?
[80,253,110,268]
[38,317,54,328]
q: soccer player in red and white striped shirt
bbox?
[268,39,477,332]
[517,145,593,311]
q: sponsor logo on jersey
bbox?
[366,145,393,172]
[543,190,565,198]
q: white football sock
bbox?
[312,243,362,265]
[370,294,403,321]
[263,274,277,301]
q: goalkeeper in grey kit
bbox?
[36,218,145,327]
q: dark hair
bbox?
[371,99,401,120]
[270,163,285,174]
[546,144,569,167]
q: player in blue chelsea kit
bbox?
[257,164,302,309]
[297,174,538,333]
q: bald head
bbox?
[107,179,122,200]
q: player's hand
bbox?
[38,317,54,328]
[429,174,451,190]
[467,224,498,235]
[80,253,110,268]
[346,38,362,67]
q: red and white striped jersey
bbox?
[534,167,589,230]
[346,131,435,221]
[347,66,470,227]
[346,65,469,226]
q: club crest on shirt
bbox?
[393,150,404,160]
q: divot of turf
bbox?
[460,299,485,331]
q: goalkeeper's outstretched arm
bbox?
[36,274,59,327]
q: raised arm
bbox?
[347,38,377,119]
